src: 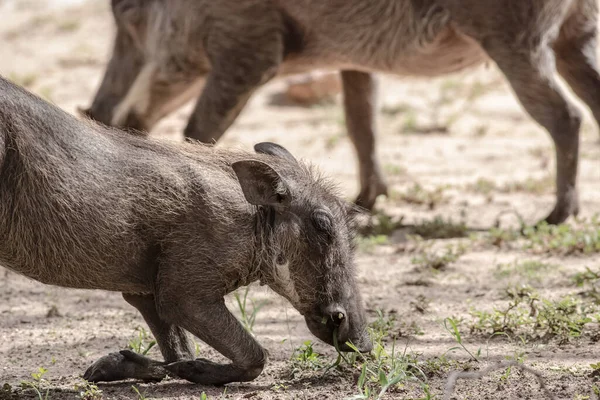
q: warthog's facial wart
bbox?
[273,255,301,305]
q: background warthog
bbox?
[83,0,599,225]
[0,75,371,385]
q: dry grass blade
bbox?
[443,361,557,400]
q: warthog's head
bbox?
[81,0,203,132]
[233,143,372,353]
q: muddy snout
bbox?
[305,304,372,353]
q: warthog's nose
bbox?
[326,306,346,327]
[322,304,350,343]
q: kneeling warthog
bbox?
[84,0,599,225]
[0,76,371,385]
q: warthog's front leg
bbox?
[182,10,283,144]
[161,300,268,385]
[482,41,581,225]
[83,350,168,382]
[84,293,194,383]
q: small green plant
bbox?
[290,340,326,375]
[391,183,447,210]
[383,163,407,176]
[131,385,148,400]
[75,381,103,400]
[411,243,466,271]
[443,318,480,362]
[419,354,464,377]
[370,310,397,342]
[468,285,596,343]
[20,367,49,400]
[356,234,389,253]
[467,178,497,195]
[402,110,419,132]
[128,327,157,355]
[494,260,556,284]
[8,72,37,88]
[412,216,468,239]
[344,338,431,399]
[573,267,600,303]
[398,320,424,337]
[271,383,289,392]
[485,217,600,255]
[500,175,554,195]
[486,227,522,248]
[57,19,80,32]
[410,295,430,314]
[325,133,343,150]
[538,296,593,342]
[381,103,412,116]
[39,86,54,102]
[233,285,266,333]
[522,218,600,255]
[363,212,402,236]
[466,80,494,101]
[332,310,434,399]
[193,340,202,357]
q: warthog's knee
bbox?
[237,347,268,382]
[241,360,266,382]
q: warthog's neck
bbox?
[253,205,275,285]
[248,205,303,309]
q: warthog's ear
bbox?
[254,142,299,165]
[232,160,291,206]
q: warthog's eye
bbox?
[311,209,334,238]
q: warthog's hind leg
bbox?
[481,40,581,225]
[341,70,388,211]
[554,3,600,144]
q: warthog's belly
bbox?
[280,26,487,78]
[0,255,154,294]
[392,27,488,77]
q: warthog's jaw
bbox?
[259,259,372,352]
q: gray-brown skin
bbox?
[83,0,600,225]
[0,76,371,385]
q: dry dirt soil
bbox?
[1,1,600,399]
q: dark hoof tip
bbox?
[83,368,98,383]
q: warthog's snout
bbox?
[304,303,372,353]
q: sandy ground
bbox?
[1,1,600,399]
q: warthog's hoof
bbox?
[354,180,388,211]
[84,350,167,383]
[541,191,579,225]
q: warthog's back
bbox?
[0,77,242,292]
